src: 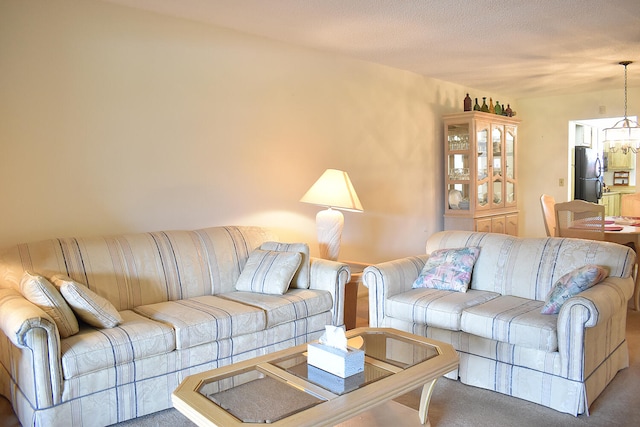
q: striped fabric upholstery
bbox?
[222,288,334,328]
[0,226,350,426]
[425,231,635,300]
[60,310,176,379]
[1,226,276,311]
[364,230,636,416]
[134,296,267,349]
[385,288,500,330]
[460,295,558,351]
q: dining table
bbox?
[604,216,640,311]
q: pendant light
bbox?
[606,61,640,154]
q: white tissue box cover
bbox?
[307,343,364,378]
[307,365,365,394]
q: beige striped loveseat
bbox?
[0,226,349,426]
[363,230,635,416]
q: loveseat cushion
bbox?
[385,288,500,330]
[133,295,266,350]
[460,295,558,352]
[60,310,175,379]
[221,289,333,328]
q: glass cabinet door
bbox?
[447,123,471,210]
[505,126,516,205]
[476,123,489,209]
[491,125,504,208]
[443,111,519,236]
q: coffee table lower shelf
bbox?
[172,327,459,427]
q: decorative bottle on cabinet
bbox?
[473,98,481,111]
[464,94,472,111]
[443,111,521,236]
[481,97,489,112]
[505,104,513,117]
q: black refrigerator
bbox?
[574,146,603,203]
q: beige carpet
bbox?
[111,309,640,427]
[3,309,640,426]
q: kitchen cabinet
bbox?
[607,149,633,170]
[600,192,621,216]
[443,111,521,235]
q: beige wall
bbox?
[518,87,640,238]
[1,0,510,262]
[3,0,636,262]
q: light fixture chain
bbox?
[624,62,628,119]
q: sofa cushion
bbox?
[19,271,79,338]
[52,275,123,328]
[222,289,333,328]
[235,249,302,295]
[260,242,310,289]
[541,265,608,314]
[461,295,558,352]
[134,295,266,350]
[412,247,480,292]
[384,288,500,330]
[60,310,175,379]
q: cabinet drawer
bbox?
[491,216,506,234]
[506,213,518,235]
[475,218,492,233]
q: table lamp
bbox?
[300,169,363,260]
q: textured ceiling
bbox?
[105,0,640,98]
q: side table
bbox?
[342,260,370,330]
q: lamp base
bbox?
[316,208,344,261]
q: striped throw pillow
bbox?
[235,249,302,295]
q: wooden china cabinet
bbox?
[443,111,521,235]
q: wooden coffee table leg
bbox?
[418,378,438,425]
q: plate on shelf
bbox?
[448,189,462,209]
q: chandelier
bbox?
[606,61,640,154]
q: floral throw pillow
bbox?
[541,265,608,315]
[412,247,481,293]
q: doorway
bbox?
[569,117,637,195]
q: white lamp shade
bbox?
[300,169,363,260]
[300,169,363,212]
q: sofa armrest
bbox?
[362,256,429,327]
[0,288,63,407]
[309,258,350,326]
[557,276,633,379]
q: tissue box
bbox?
[307,365,365,394]
[307,343,364,378]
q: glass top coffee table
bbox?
[172,327,458,426]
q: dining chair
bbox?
[621,193,640,217]
[540,194,556,237]
[554,199,605,241]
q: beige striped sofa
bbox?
[363,230,635,416]
[0,226,349,426]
